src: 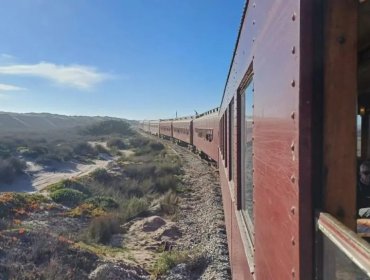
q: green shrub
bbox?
[149,141,164,151]
[0,157,26,183]
[85,196,118,210]
[152,251,191,277]
[90,168,111,183]
[129,137,149,148]
[46,179,91,196]
[107,138,127,149]
[159,191,179,215]
[95,144,110,154]
[119,197,149,222]
[50,189,87,207]
[87,215,120,244]
[154,175,178,193]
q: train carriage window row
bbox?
[174,128,190,135]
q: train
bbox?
[140,0,370,279]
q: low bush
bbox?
[87,215,120,244]
[149,141,164,151]
[95,144,110,154]
[90,168,111,183]
[129,137,149,148]
[153,175,178,193]
[119,197,149,222]
[85,196,118,210]
[67,203,106,217]
[159,191,179,215]
[0,157,27,184]
[0,193,48,217]
[46,179,91,196]
[107,138,127,149]
[152,250,191,277]
[50,189,87,207]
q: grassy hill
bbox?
[0,112,130,134]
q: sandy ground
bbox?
[0,158,111,193]
[0,140,137,193]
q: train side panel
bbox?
[172,119,193,145]
[218,0,311,279]
[193,113,219,162]
[159,120,173,138]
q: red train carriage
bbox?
[148,120,159,136]
[172,117,193,146]
[218,0,370,279]
[193,108,219,162]
[159,120,173,139]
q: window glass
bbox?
[357,115,362,158]
[241,80,254,223]
[229,99,234,180]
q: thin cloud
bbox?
[0,83,26,92]
[0,62,111,90]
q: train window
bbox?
[225,110,228,168]
[229,99,234,181]
[241,79,254,225]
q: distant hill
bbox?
[0,112,129,134]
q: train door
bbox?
[316,0,370,278]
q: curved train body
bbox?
[140,0,370,278]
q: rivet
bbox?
[291,175,295,183]
[291,80,296,87]
[290,142,295,151]
[291,206,295,215]
[253,2,256,7]
[253,20,256,25]
[291,237,295,246]
[291,46,296,54]
[290,111,295,119]
[292,268,296,278]
[292,13,296,21]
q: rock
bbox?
[110,234,124,248]
[141,216,166,232]
[89,263,149,280]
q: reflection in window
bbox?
[357,115,362,158]
[229,99,234,181]
[241,80,254,223]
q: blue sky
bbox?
[0,0,244,120]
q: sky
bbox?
[0,0,245,120]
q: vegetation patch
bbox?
[119,197,150,223]
[0,157,27,184]
[151,250,191,277]
[86,215,120,244]
[107,137,127,149]
[159,191,179,216]
[0,193,48,218]
[89,168,112,183]
[85,196,118,210]
[66,203,106,218]
[46,179,91,196]
[50,189,87,207]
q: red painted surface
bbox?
[159,120,173,138]
[219,152,252,280]
[172,119,193,145]
[193,113,220,162]
[218,0,313,279]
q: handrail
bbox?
[317,212,370,277]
